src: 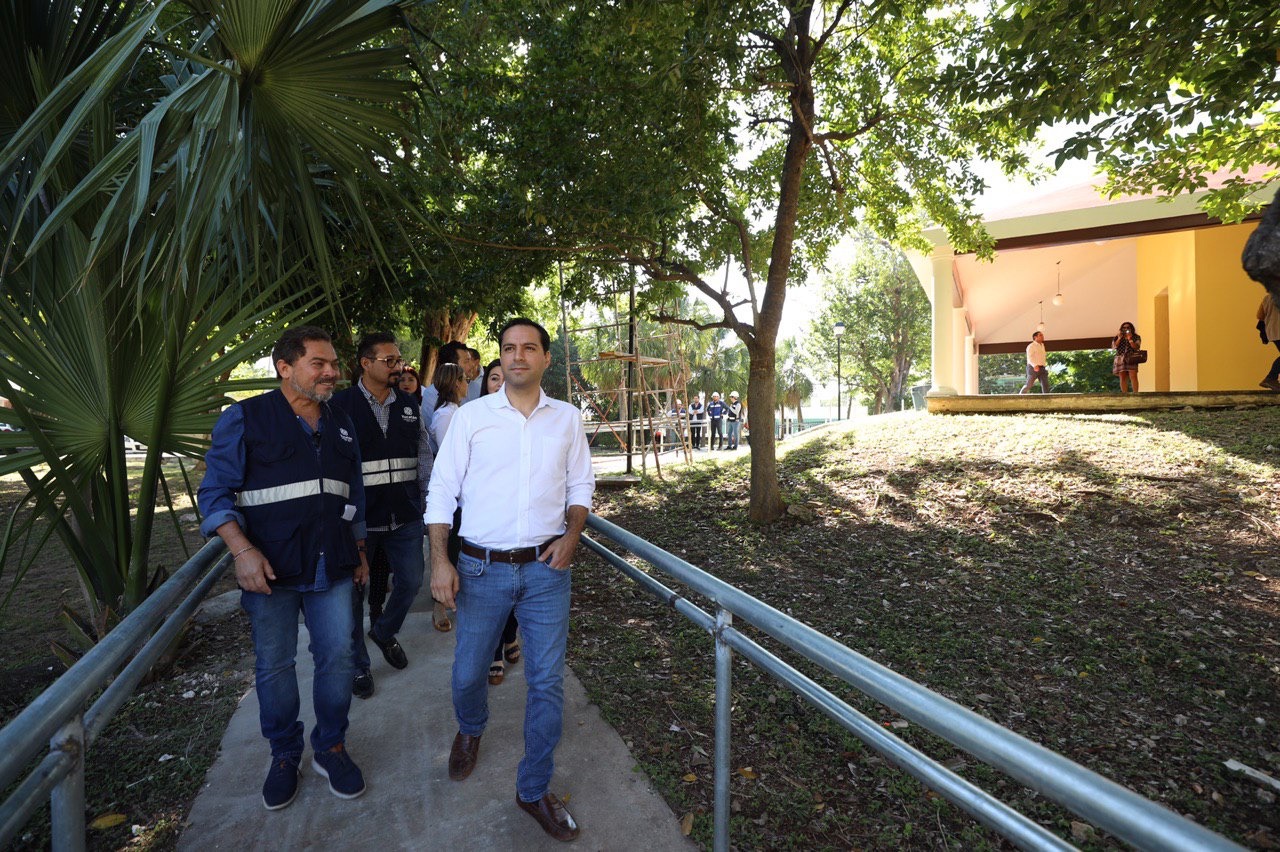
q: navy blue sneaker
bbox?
[262,756,301,810]
[312,743,366,799]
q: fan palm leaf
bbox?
[0,0,419,625]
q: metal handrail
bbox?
[583,514,1242,852]
[0,538,231,850]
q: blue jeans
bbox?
[241,580,354,758]
[352,519,426,670]
[452,549,571,802]
[726,420,740,448]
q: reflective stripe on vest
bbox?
[236,477,352,508]
[360,456,417,487]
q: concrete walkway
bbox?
[181,610,696,851]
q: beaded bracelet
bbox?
[232,545,256,559]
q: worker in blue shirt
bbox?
[198,326,370,811]
[706,391,727,450]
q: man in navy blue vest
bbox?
[198,326,371,810]
[331,332,432,700]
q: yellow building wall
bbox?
[1135,231,1196,390]
[1195,224,1273,391]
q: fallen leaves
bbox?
[577,407,1280,849]
[89,813,127,831]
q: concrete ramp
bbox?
[181,612,694,851]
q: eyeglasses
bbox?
[371,356,403,367]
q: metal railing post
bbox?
[49,714,86,852]
[713,607,732,852]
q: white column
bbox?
[929,250,960,396]
[964,334,978,395]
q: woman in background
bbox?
[1258,294,1280,391]
[397,365,423,405]
[427,362,468,632]
[1112,322,1142,393]
[429,363,468,454]
[478,358,522,685]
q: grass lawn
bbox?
[571,408,1280,850]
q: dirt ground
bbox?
[570,408,1280,849]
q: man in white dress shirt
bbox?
[427,317,594,842]
[1019,331,1050,394]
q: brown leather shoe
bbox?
[517,792,580,842]
[448,732,481,781]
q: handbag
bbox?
[1125,349,1148,366]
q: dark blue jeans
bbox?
[452,549,571,803]
[241,580,354,758]
[1267,341,1280,381]
[352,519,426,671]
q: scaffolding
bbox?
[560,287,693,478]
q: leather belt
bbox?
[460,539,556,564]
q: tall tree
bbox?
[415,0,1022,522]
[809,242,931,415]
[775,337,814,428]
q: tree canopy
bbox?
[950,0,1280,221]
[414,0,1027,521]
[809,241,931,414]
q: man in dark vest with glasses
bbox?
[199,325,370,810]
[331,332,433,699]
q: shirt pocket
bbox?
[246,440,294,467]
[535,436,568,479]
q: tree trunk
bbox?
[418,308,478,378]
[743,4,815,524]
[747,338,784,523]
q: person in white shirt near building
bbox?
[427,317,594,842]
[1019,331,1050,394]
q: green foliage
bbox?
[978,349,1116,394]
[978,353,1027,395]
[775,338,814,422]
[0,0,414,623]
[809,241,931,414]
[950,0,1280,221]
[1055,349,1118,393]
[410,0,1029,521]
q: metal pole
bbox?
[713,607,733,852]
[559,261,572,404]
[836,335,842,421]
[627,273,637,475]
[49,715,85,852]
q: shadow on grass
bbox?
[575,420,1279,850]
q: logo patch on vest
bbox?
[338,427,353,442]
[402,406,417,420]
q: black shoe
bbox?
[353,669,374,699]
[367,630,408,669]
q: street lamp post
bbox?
[834,321,845,421]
